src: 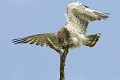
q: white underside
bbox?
[64,23,87,49]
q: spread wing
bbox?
[66,3,109,34]
[72,8,108,34]
[72,7,109,22]
[12,33,62,48]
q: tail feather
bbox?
[85,33,101,47]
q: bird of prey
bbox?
[12,2,109,49]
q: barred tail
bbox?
[85,33,101,47]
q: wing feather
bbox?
[69,6,109,34]
[71,5,109,22]
[12,33,62,48]
[70,8,89,34]
[81,7,109,21]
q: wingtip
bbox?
[105,12,110,15]
[94,11,109,17]
[12,38,23,44]
[97,33,101,36]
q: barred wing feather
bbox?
[12,33,62,48]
